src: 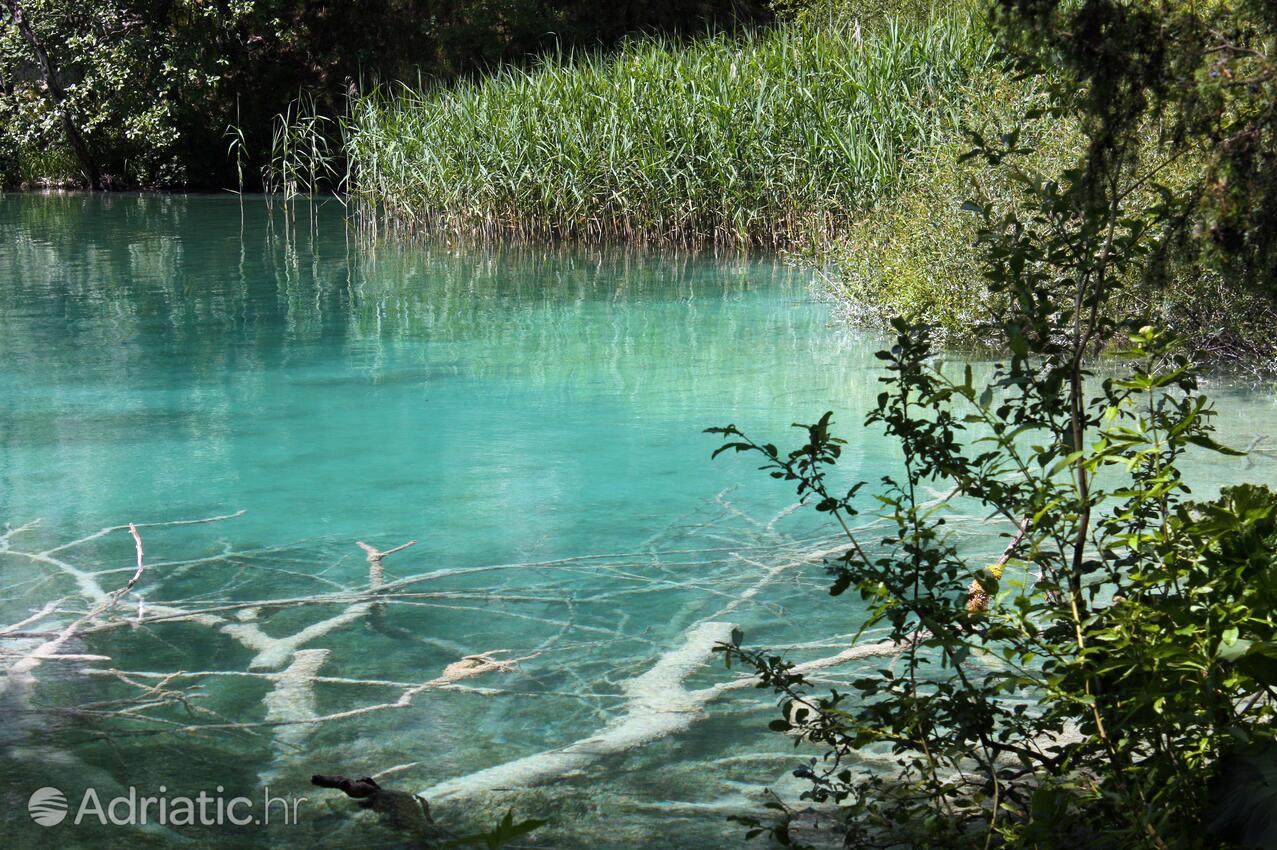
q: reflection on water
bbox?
[0,193,894,560]
[0,194,1274,848]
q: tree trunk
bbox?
[2,0,102,189]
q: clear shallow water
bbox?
[1,193,1275,848]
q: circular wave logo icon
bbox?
[28,786,68,826]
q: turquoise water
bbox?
[1,194,1275,848]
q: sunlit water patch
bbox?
[0,194,1274,848]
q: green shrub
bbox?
[713,326,1277,848]
[0,142,79,188]
[815,66,1277,365]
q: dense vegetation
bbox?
[815,0,1277,364]
[710,0,1277,846]
[247,0,1275,366]
[341,15,985,246]
[0,0,770,189]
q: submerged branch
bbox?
[1,497,987,803]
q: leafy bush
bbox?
[816,84,1277,364]
[709,2,1277,845]
[812,71,1079,345]
[714,324,1277,847]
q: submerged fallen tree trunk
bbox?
[419,621,736,801]
[417,621,912,802]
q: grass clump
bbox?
[342,15,989,247]
[0,143,81,189]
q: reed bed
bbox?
[342,17,989,247]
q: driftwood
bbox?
[1,515,463,780]
[313,774,385,798]
[417,623,916,803]
[7,522,148,681]
[358,539,416,589]
[312,773,443,843]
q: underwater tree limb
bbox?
[415,625,919,803]
[2,497,949,799]
[417,621,737,801]
[8,522,149,680]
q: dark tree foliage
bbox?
[992,0,1277,354]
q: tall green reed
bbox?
[342,16,989,246]
[265,91,339,200]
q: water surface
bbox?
[1,194,1274,848]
